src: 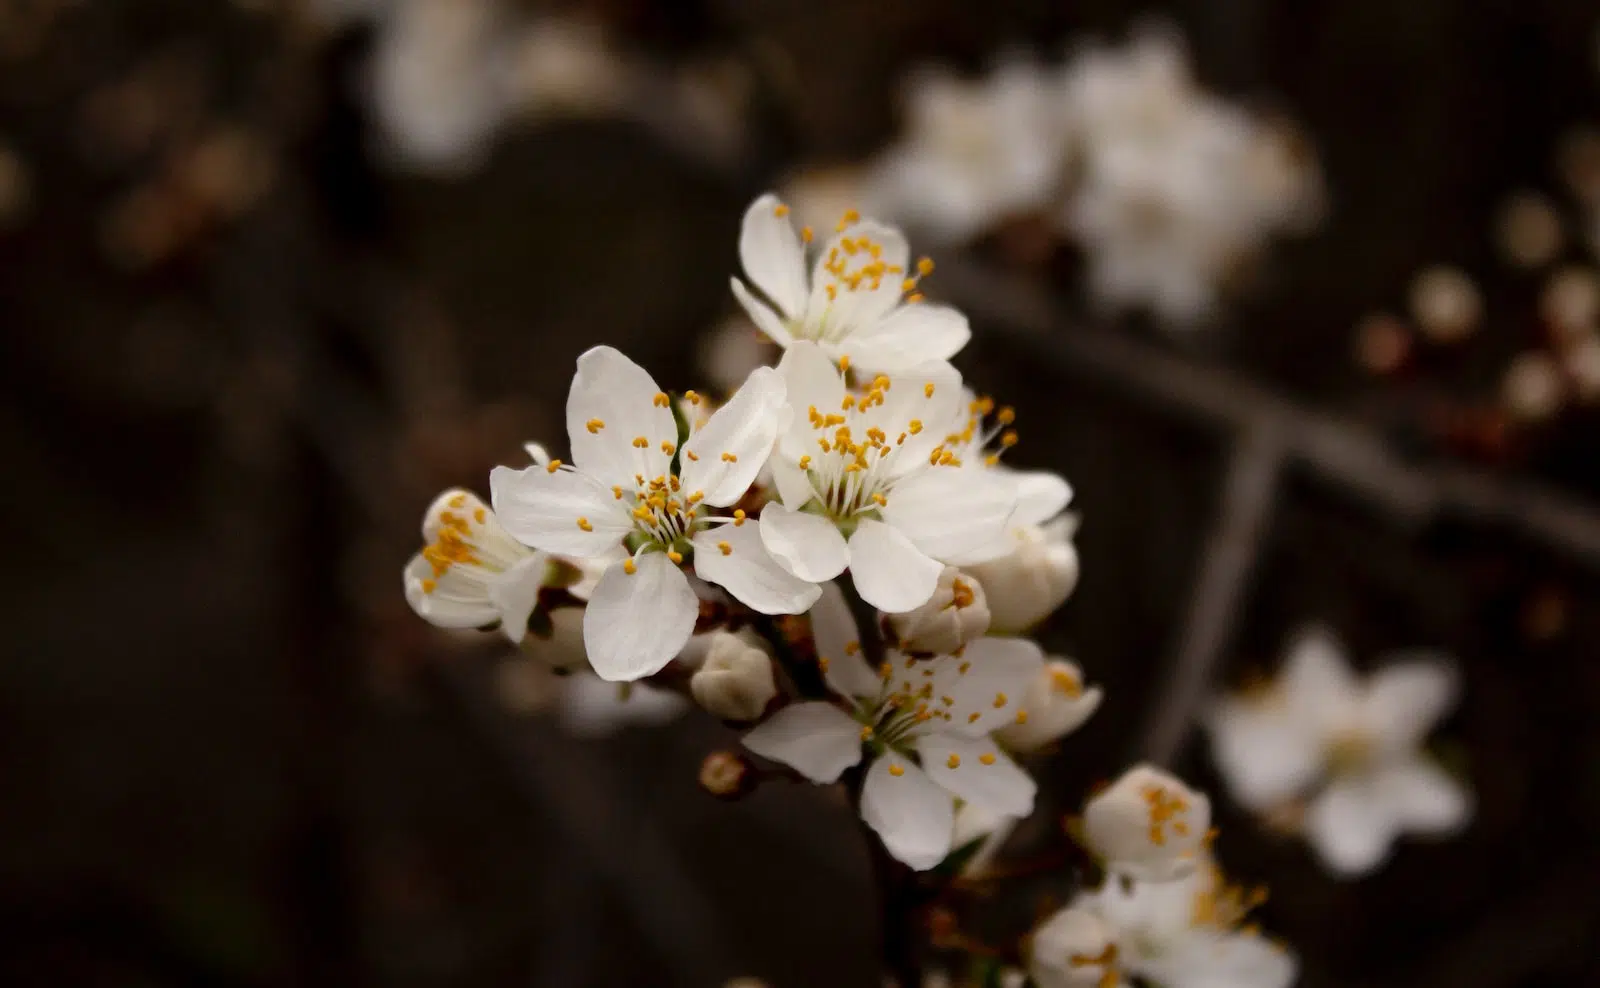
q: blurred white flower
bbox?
[888,565,991,655]
[1409,265,1482,343]
[1070,858,1296,988]
[731,195,971,374]
[996,655,1101,752]
[492,346,817,681]
[403,488,553,643]
[1059,31,1320,324]
[690,631,778,721]
[557,673,688,738]
[506,17,629,121]
[1204,628,1471,877]
[867,57,1072,245]
[758,342,1014,613]
[1082,764,1212,881]
[1029,907,1123,988]
[968,513,1080,633]
[741,583,1038,869]
[699,314,781,397]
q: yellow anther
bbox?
[968,712,981,724]
[907,419,923,434]
[652,392,670,407]
[546,459,563,473]
[474,508,486,524]
[901,278,917,292]
[773,203,790,217]
[858,724,873,741]
[979,753,996,766]
[958,661,971,674]
[993,692,1008,708]
[997,406,1016,425]
[577,517,593,532]
[1050,668,1083,698]
[950,579,974,608]
[632,436,649,448]
[1015,709,1028,725]
[798,455,812,470]
[732,509,746,526]
[623,558,637,575]
[825,284,838,301]
[420,578,437,594]
[447,493,466,509]
[717,541,732,556]
[1001,431,1018,447]
[801,225,813,243]
[871,493,887,507]
[659,441,675,455]
[684,390,701,405]
[685,450,699,461]
[841,394,856,410]
[586,418,605,434]
[923,383,935,398]
[916,257,934,276]
[946,754,961,769]
[665,550,683,564]
[888,763,904,777]
[721,451,738,463]
[907,293,924,303]
[844,641,861,655]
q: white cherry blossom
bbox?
[741,583,1038,870]
[1204,628,1470,877]
[404,488,554,643]
[996,654,1102,753]
[1083,764,1212,881]
[887,565,991,655]
[1071,857,1296,988]
[1029,906,1123,988]
[758,341,1015,613]
[730,194,971,374]
[491,346,819,682]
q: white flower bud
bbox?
[519,605,589,673]
[887,566,991,654]
[996,657,1103,752]
[690,632,777,722]
[1083,764,1211,882]
[1029,907,1121,988]
[966,517,1080,634]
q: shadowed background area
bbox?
[2,1,1599,986]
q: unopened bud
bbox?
[966,517,1080,634]
[887,566,990,654]
[1029,907,1119,988]
[689,632,777,722]
[699,749,752,799]
[996,657,1102,752]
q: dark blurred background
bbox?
[3,1,1600,986]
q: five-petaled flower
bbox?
[490,346,819,682]
[731,193,972,374]
[741,583,1038,869]
[757,340,1015,613]
[404,488,556,642]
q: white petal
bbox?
[489,465,632,556]
[1375,758,1471,835]
[859,755,955,870]
[564,345,676,489]
[881,467,1015,564]
[759,502,849,581]
[810,581,881,699]
[738,193,808,320]
[1159,931,1298,988]
[776,341,846,457]
[731,277,795,347]
[847,518,942,612]
[928,637,1046,737]
[692,522,820,615]
[1365,656,1459,754]
[805,220,911,332]
[741,701,864,783]
[523,442,551,466]
[679,365,785,506]
[1010,470,1074,527]
[1305,774,1398,877]
[582,552,698,682]
[404,554,497,628]
[768,454,817,510]
[487,554,549,643]
[1280,626,1363,724]
[559,674,688,738]
[840,303,971,373]
[1202,697,1323,811]
[916,735,1035,819]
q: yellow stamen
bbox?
[946,754,961,769]
[586,418,605,434]
[887,763,904,777]
[623,558,637,575]
[979,753,996,766]
[577,517,593,532]
[717,541,732,555]
[546,459,562,473]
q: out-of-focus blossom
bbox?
[1502,350,1566,422]
[1066,858,1296,988]
[492,346,815,681]
[887,565,991,655]
[690,631,778,721]
[996,655,1101,752]
[1353,312,1413,376]
[1496,191,1564,268]
[557,672,688,738]
[867,57,1072,245]
[1409,265,1482,343]
[741,584,1038,869]
[731,195,971,375]
[1205,628,1470,877]
[1029,907,1122,988]
[1059,31,1320,324]
[1565,336,1600,401]
[698,315,780,397]
[1541,266,1600,341]
[1082,764,1212,881]
[505,17,629,122]
[778,166,878,242]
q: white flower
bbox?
[1073,858,1296,988]
[996,655,1102,752]
[757,341,1015,613]
[888,565,991,655]
[730,194,971,374]
[741,583,1039,869]
[968,516,1080,633]
[1029,907,1123,988]
[1204,628,1470,877]
[557,673,688,739]
[491,346,820,682]
[1083,764,1212,881]
[867,57,1072,245]
[690,631,777,722]
[404,488,554,643]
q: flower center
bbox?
[791,207,935,341]
[419,494,525,593]
[619,470,706,556]
[1324,727,1377,775]
[1141,783,1193,847]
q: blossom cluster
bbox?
[401,193,1311,986]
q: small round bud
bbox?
[1495,191,1563,269]
[887,566,991,655]
[1409,265,1481,344]
[967,518,1080,634]
[1082,764,1211,881]
[689,632,777,722]
[1501,350,1565,423]
[1029,907,1120,988]
[699,750,752,799]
